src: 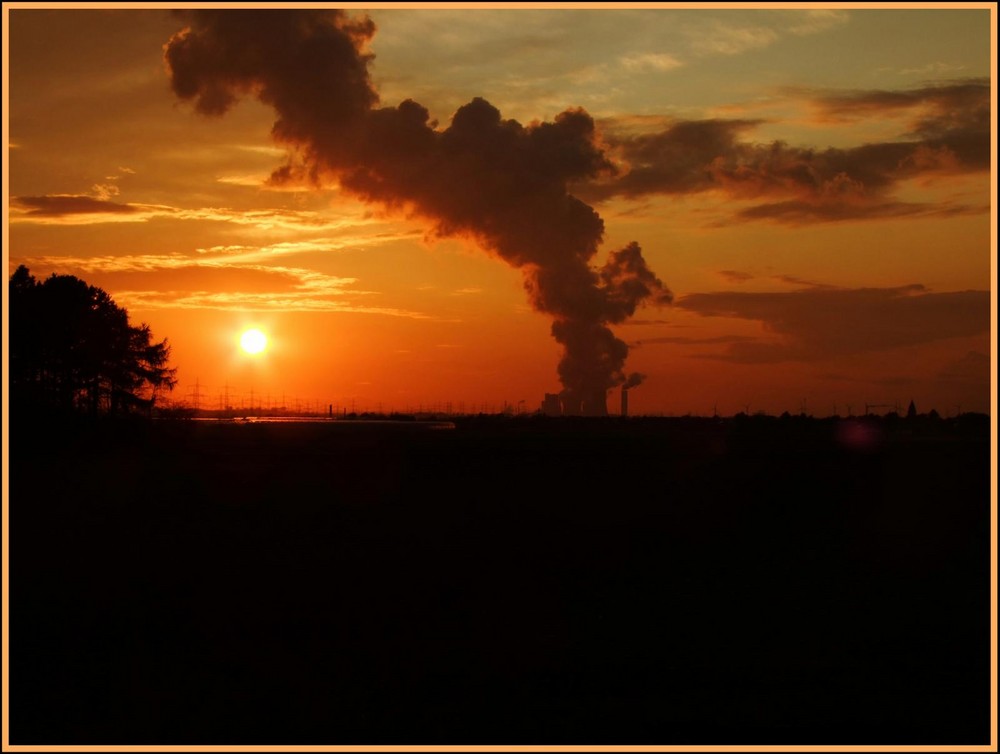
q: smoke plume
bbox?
[623,372,645,389]
[164,10,671,415]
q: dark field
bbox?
[9,414,993,744]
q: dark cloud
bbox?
[770,274,831,288]
[13,194,138,216]
[818,372,917,388]
[718,271,837,291]
[814,80,989,110]
[618,318,671,326]
[165,10,672,415]
[811,79,989,151]
[579,80,989,224]
[587,119,763,198]
[733,198,983,226]
[676,285,989,363]
[631,334,759,347]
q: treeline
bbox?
[8,265,177,419]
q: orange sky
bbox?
[4,5,995,416]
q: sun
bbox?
[240,328,268,355]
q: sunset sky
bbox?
[5,5,995,416]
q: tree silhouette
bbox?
[9,265,177,417]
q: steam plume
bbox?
[164,10,671,415]
[623,372,645,389]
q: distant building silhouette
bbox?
[541,393,561,417]
[621,386,629,417]
[907,400,917,419]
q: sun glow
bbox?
[240,328,268,355]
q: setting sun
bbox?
[240,328,268,355]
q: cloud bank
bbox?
[675,284,989,362]
[586,79,989,224]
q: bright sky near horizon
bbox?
[5,5,994,416]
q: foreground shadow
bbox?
[9,414,992,744]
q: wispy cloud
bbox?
[9,195,401,235]
[231,144,287,157]
[216,170,330,191]
[215,173,272,187]
[686,11,847,60]
[596,114,678,139]
[12,251,431,317]
[91,183,121,201]
[90,165,136,201]
[914,62,969,77]
[111,288,430,316]
[716,270,833,288]
[786,10,849,36]
[770,274,833,289]
[16,252,357,293]
[192,232,421,264]
[690,23,779,57]
[717,269,754,284]
[619,52,684,73]
[887,61,968,78]
[20,252,211,274]
[13,194,138,218]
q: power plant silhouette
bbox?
[172,378,940,420]
[541,386,629,417]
